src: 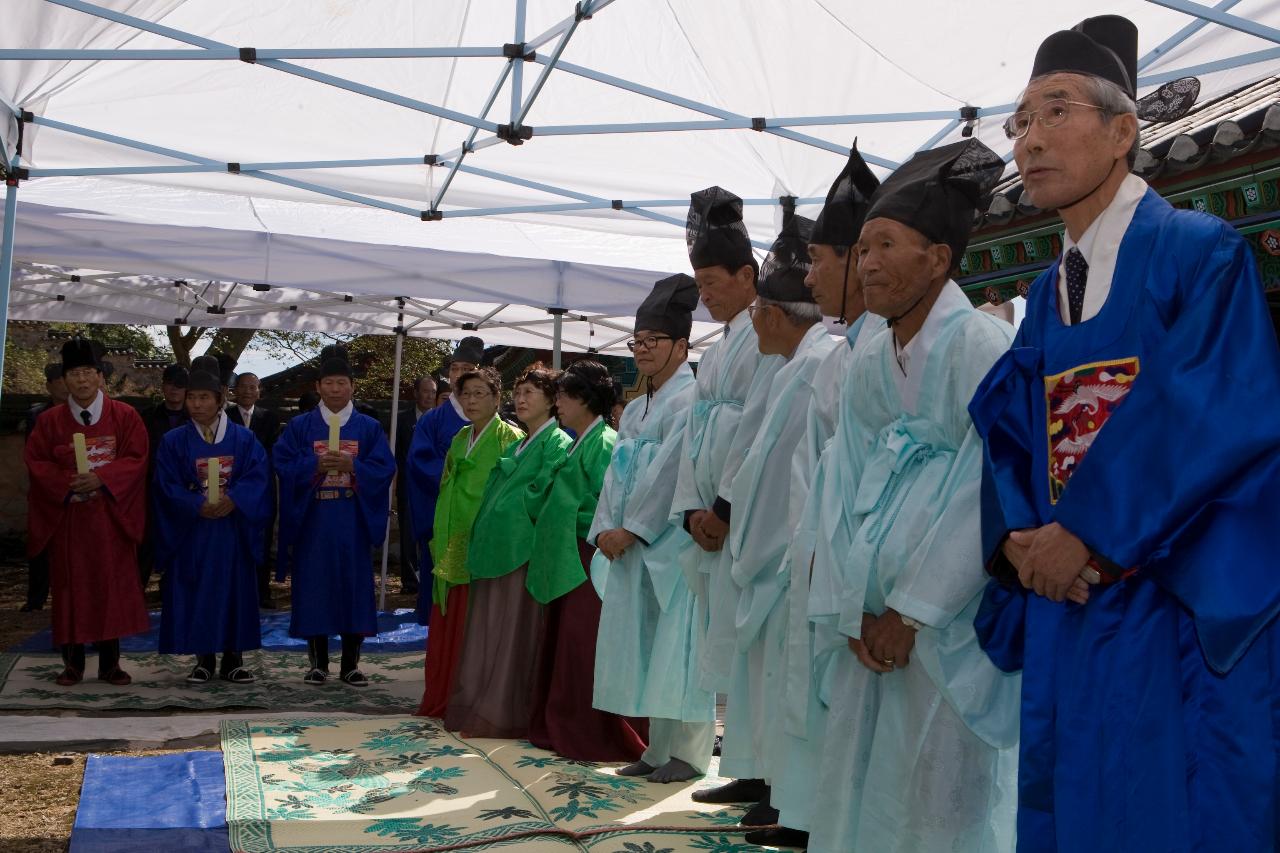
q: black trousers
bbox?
[61,639,120,675]
[307,635,364,673]
[397,499,419,590]
[196,651,245,675]
[25,551,50,610]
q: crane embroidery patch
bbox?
[1045,357,1139,504]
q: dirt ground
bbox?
[0,553,418,851]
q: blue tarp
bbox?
[70,752,228,853]
[12,608,428,654]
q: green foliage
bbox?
[348,335,452,400]
[50,323,170,358]
[2,328,48,394]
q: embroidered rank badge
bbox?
[70,435,118,503]
[313,439,359,488]
[1045,357,1140,503]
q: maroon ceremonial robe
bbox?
[25,396,150,645]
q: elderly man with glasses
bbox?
[971,15,1280,853]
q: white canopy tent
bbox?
[3,0,1280,362]
[5,0,1280,603]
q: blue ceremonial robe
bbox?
[405,400,468,623]
[970,189,1280,852]
[274,407,395,638]
[154,419,269,655]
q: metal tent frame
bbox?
[3,0,1279,603]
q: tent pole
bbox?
[0,160,19,400]
[552,312,563,369]
[380,324,405,611]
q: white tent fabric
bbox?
[2,0,1280,350]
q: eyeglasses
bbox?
[747,304,772,318]
[63,367,97,380]
[1003,99,1105,140]
[626,335,673,352]
[458,389,494,400]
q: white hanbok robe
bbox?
[590,363,714,727]
[769,312,879,830]
[719,322,837,781]
[807,283,1021,853]
[670,310,782,694]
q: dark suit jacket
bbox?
[142,402,191,463]
[227,405,281,455]
[395,406,426,509]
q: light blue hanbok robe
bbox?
[770,312,878,831]
[807,282,1021,853]
[720,323,837,782]
[671,310,782,695]
[590,362,714,727]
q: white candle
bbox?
[72,433,90,475]
[207,457,220,504]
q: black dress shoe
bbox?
[740,798,779,827]
[744,826,809,849]
[691,778,769,804]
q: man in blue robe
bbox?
[154,356,269,683]
[970,16,1280,853]
[275,346,395,686]
[405,336,483,624]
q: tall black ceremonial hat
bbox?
[687,186,754,272]
[188,355,223,395]
[60,337,102,373]
[1031,15,1138,97]
[318,343,353,379]
[211,351,237,387]
[635,273,699,339]
[811,141,880,248]
[757,210,816,303]
[452,336,486,366]
[161,363,189,387]
[863,138,1004,267]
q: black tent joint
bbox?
[960,106,979,138]
[421,209,443,221]
[238,47,257,64]
[462,322,478,330]
[575,1,594,21]
[207,305,226,315]
[502,43,536,62]
[496,123,534,145]
[751,117,767,131]
[611,200,624,210]
[546,307,569,316]
[227,163,241,174]
[424,154,439,165]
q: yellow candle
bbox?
[72,433,90,475]
[328,415,341,452]
[207,457,220,504]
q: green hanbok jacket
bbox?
[430,416,524,608]
[526,418,616,604]
[467,421,572,581]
